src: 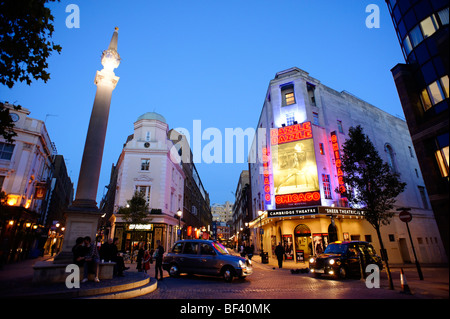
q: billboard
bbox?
[270,122,321,209]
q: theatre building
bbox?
[248,67,447,265]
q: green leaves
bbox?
[117,191,150,225]
[339,125,406,229]
[0,0,62,88]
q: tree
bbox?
[0,102,21,142]
[117,191,149,225]
[0,0,62,88]
[338,125,406,289]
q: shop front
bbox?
[109,214,180,255]
[251,206,369,264]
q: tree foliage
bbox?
[0,0,62,88]
[0,102,21,142]
[117,191,149,224]
[338,125,407,229]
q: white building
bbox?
[1,103,55,262]
[211,201,233,223]
[248,67,447,264]
[109,112,185,252]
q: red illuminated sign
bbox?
[331,131,347,197]
[271,122,312,145]
[262,147,272,204]
[275,192,321,208]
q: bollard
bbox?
[400,268,412,295]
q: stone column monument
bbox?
[54,28,121,263]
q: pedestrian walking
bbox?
[275,242,285,269]
[136,242,145,272]
[142,249,151,274]
[154,240,165,281]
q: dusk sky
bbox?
[1,0,405,207]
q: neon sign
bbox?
[331,131,347,197]
[270,122,312,145]
[275,192,321,208]
[262,147,272,205]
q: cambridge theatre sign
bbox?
[267,206,366,218]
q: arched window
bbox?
[385,144,398,172]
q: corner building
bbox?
[248,67,447,265]
[108,112,185,252]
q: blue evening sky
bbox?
[0,0,405,207]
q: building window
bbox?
[437,7,449,26]
[141,159,150,171]
[421,75,449,110]
[0,176,4,190]
[136,185,151,204]
[409,24,423,47]
[415,168,419,178]
[418,186,429,209]
[286,113,295,126]
[388,234,395,242]
[146,131,150,142]
[408,146,414,158]
[337,120,344,134]
[364,235,372,242]
[420,15,438,39]
[385,144,398,172]
[319,143,325,155]
[435,133,449,178]
[313,112,319,126]
[322,174,332,200]
[307,83,316,106]
[281,84,295,107]
[0,142,15,160]
[403,35,413,56]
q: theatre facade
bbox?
[248,67,447,264]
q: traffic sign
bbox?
[399,210,412,223]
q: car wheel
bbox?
[222,266,235,283]
[338,267,347,279]
[169,263,180,278]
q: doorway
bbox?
[399,238,411,263]
[294,224,312,262]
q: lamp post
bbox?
[258,210,264,254]
[177,209,182,240]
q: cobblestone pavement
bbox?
[136,260,445,300]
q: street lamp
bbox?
[258,210,264,255]
[177,208,182,240]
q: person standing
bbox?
[142,249,151,274]
[111,237,128,277]
[274,242,285,269]
[154,240,165,281]
[136,242,145,272]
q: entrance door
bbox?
[399,238,411,263]
[294,224,312,261]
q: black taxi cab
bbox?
[309,241,383,279]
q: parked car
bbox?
[162,239,253,282]
[309,241,383,279]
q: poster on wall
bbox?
[282,234,294,260]
[296,250,304,262]
[271,236,276,256]
[312,233,329,255]
[271,122,321,209]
